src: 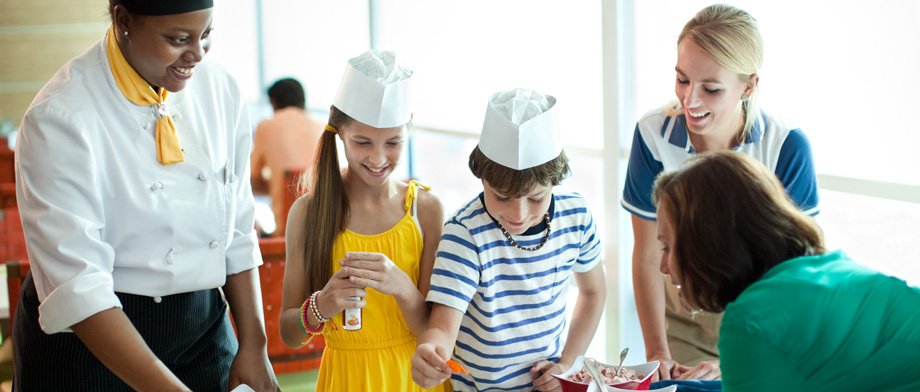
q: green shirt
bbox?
[719,250,920,392]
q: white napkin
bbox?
[230,384,256,392]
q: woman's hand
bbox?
[315,266,367,319]
[676,359,721,380]
[411,342,453,388]
[228,346,280,392]
[531,360,566,391]
[650,354,689,381]
[340,252,413,299]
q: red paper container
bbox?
[553,356,659,391]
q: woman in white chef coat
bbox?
[12,1,279,391]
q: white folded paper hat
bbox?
[478,88,562,170]
[333,50,413,128]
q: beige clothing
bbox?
[250,107,323,235]
[663,280,721,366]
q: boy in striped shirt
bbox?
[411,89,606,391]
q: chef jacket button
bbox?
[153,296,162,303]
[198,173,208,181]
[209,240,219,249]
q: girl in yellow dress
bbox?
[279,50,450,392]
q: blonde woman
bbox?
[621,4,819,381]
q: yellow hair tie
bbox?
[324,124,338,134]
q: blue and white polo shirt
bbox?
[622,104,820,220]
[427,192,601,391]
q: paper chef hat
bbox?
[332,50,413,128]
[478,88,562,170]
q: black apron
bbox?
[13,272,237,391]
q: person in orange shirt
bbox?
[250,78,324,236]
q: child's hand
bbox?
[316,266,367,317]
[411,343,452,388]
[341,252,411,297]
[530,360,565,391]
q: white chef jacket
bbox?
[15,38,262,334]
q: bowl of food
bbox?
[553,356,658,391]
[585,384,676,392]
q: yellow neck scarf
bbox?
[105,26,185,165]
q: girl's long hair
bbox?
[300,106,353,295]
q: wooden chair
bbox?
[0,208,26,265]
[0,142,16,208]
[2,206,28,334]
[5,259,28,333]
[257,237,324,373]
[0,144,13,185]
[275,168,305,238]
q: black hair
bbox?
[268,78,306,110]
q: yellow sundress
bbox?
[314,181,450,392]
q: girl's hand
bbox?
[315,267,367,318]
[341,252,412,298]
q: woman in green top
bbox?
[652,150,920,392]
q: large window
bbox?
[634,0,920,284]
[212,0,920,365]
[377,0,611,360]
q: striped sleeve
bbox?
[573,206,601,273]
[427,218,480,312]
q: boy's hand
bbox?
[411,343,452,388]
[531,360,565,391]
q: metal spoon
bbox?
[583,358,608,391]
[614,347,629,378]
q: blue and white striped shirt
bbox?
[427,192,601,391]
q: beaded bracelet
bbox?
[309,291,332,324]
[299,299,318,346]
[300,295,325,334]
[298,298,312,333]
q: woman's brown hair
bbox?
[468,147,570,197]
[299,106,354,295]
[652,151,824,312]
